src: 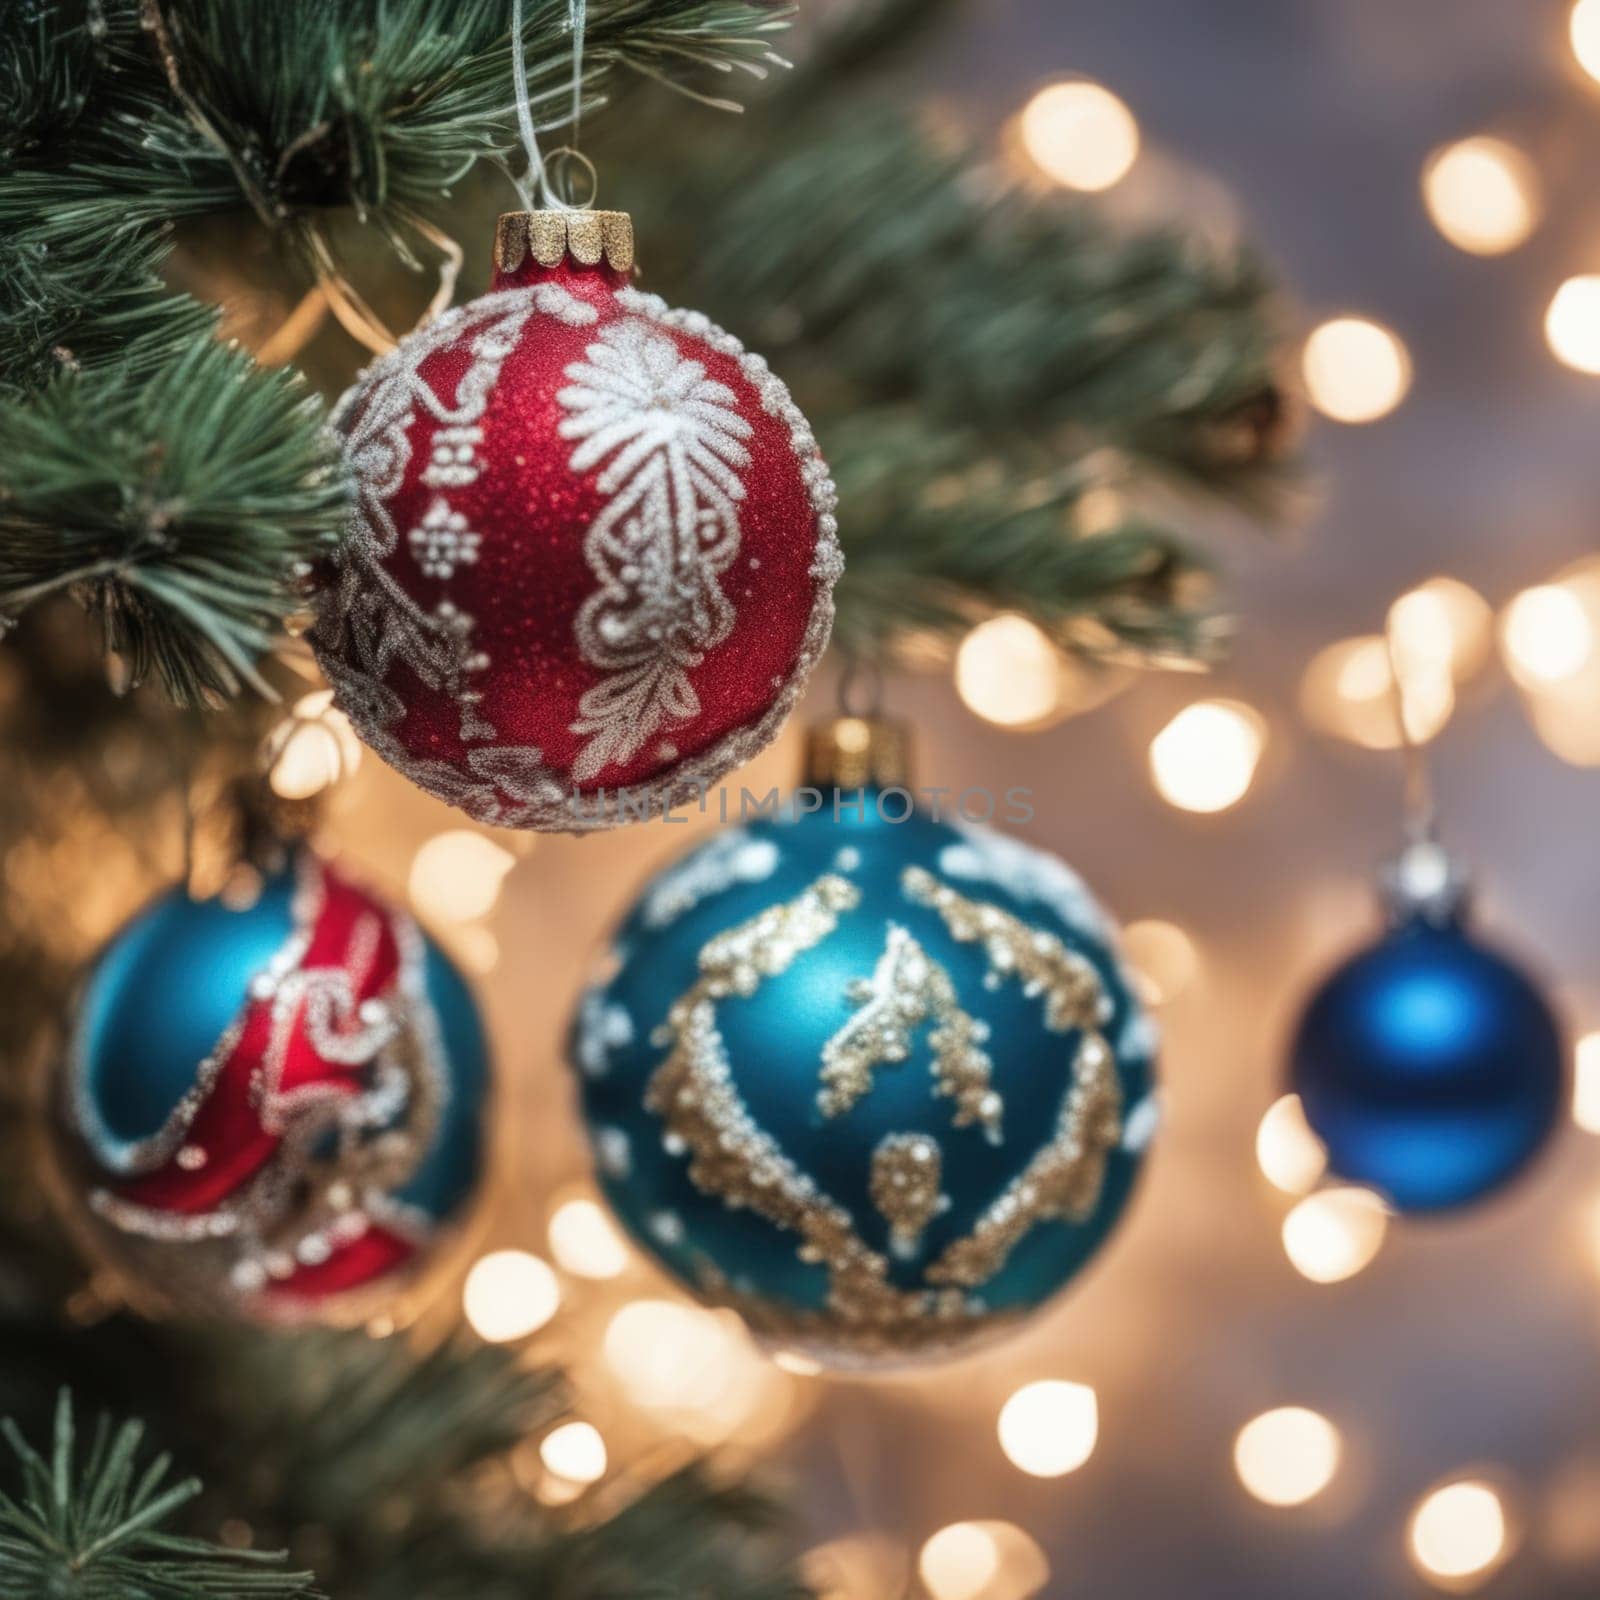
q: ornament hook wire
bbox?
[1380,617,1465,924]
[511,0,595,211]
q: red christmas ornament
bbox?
[312,209,841,830]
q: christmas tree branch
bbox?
[826,410,1222,660]
[0,338,346,704]
[617,94,1294,660]
[0,1391,318,1598]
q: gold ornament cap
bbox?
[803,716,913,790]
[493,209,635,276]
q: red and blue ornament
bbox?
[56,852,488,1320]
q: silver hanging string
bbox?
[1380,618,1464,923]
[511,0,595,211]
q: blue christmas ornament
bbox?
[570,720,1157,1365]
[58,850,489,1321]
[1290,845,1566,1213]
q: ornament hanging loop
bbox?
[1379,620,1467,926]
[511,0,596,212]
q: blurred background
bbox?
[19,0,1600,1596]
[257,3,1600,1596]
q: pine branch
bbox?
[0,338,347,704]
[611,97,1294,662]
[0,230,215,394]
[0,0,790,260]
[825,410,1223,660]
[213,1331,564,1527]
[685,106,1291,498]
[0,1391,318,1599]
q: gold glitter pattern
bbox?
[818,925,1002,1140]
[643,868,1127,1356]
[870,1133,946,1258]
[926,1033,1122,1289]
[902,867,1109,1032]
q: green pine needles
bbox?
[0,338,346,705]
[0,1393,316,1599]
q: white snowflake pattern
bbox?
[557,318,754,781]
[408,498,482,580]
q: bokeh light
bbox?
[1500,585,1593,687]
[1019,81,1140,192]
[1575,1034,1600,1133]
[1256,1095,1328,1196]
[268,690,363,800]
[997,1380,1098,1478]
[1281,1188,1388,1284]
[1546,277,1600,374]
[803,1535,911,1600]
[1421,138,1538,256]
[462,1250,561,1343]
[1574,0,1600,83]
[548,1198,630,1279]
[955,615,1066,729]
[602,1299,791,1445]
[1388,578,1494,686]
[1299,634,1454,750]
[1233,1407,1342,1507]
[540,1421,607,1485]
[1122,919,1200,1006]
[1302,317,1412,424]
[409,830,518,925]
[1149,700,1265,813]
[919,1523,1001,1600]
[1409,1481,1508,1585]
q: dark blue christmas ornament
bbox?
[1290,843,1566,1213]
[570,719,1158,1366]
[59,850,490,1321]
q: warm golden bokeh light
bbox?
[1233,1407,1342,1507]
[1388,578,1495,686]
[919,1523,1001,1600]
[605,1299,730,1411]
[1019,81,1140,192]
[462,1250,561,1343]
[1256,1095,1328,1196]
[408,830,518,925]
[1500,585,1593,687]
[803,1535,912,1600]
[1149,700,1265,814]
[1281,1188,1388,1284]
[269,722,345,800]
[268,690,363,799]
[1302,317,1412,423]
[997,1380,1098,1478]
[1575,1034,1600,1133]
[539,1421,607,1485]
[548,1197,630,1279]
[955,615,1067,729]
[1299,634,1454,750]
[1409,1481,1508,1584]
[1421,138,1538,256]
[1547,276,1600,374]
[771,1348,824,1378]
[1574,0,1600,83]
[1122,919,1200,1006]
[601,1300,790,1446]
